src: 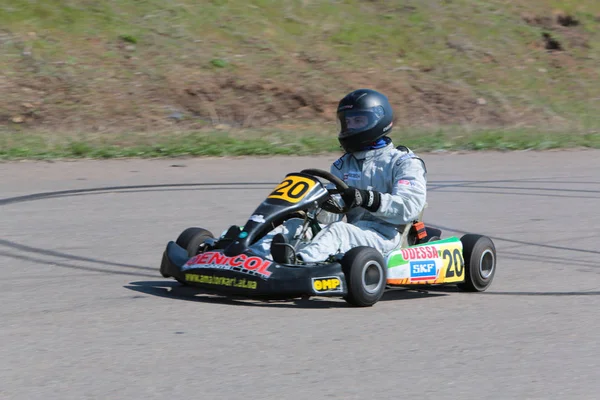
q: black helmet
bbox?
[337,89,394,153]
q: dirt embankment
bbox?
[2,9,596,133]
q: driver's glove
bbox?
[341,186,381,212]
[321,197,345,213]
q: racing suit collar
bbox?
[350,142,395,160]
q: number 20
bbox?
[443,249,464,278]
[270,179,309,200]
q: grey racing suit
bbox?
[250,142,427,262]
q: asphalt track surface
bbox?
[1,151,599,400]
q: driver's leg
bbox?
[249,218,307,260]
[296,221,401,262]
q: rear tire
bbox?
[176,227,214,257]
[457,234,496,292]
[422,227,442,243]
[341,247,386,307]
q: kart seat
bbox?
[398,203,441,248]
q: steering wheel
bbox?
[301,168,350,214]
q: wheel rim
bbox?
[479,249,495,279]
[362,260,384,294]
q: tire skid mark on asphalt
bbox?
[0,250,156,278]
[431,185,600,195]
[0,182,277,206]
[429,188,598,199]
[501,252,599,268]
[1,272,113,281]
[431,224,600,256]
[0,238,152,271]
[497,233,596,252]
[0,186,277,204]
[5,177,594,206]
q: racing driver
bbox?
[250,88,428,264]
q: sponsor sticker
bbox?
[185,273,258,290]
[249,214,266,223]
[400,245,439,260]
[183,251,273,278]
[311,276,343,293]
[410,260,437,281]
[343,171,361,181]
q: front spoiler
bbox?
[160,241,348,299]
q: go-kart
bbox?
[159,168,497,307]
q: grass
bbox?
[1,127,598,160]
[2,0,600,158]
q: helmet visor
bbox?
[338,106,386,137]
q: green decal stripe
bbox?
[387,255,408,268]
[411,237,460,246]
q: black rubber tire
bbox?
[341,246,387,307]
[457,234,497,292]
[422,227,442,244]
[176,227,215,257]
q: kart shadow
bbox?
[124,280,447,309]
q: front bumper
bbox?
[160,241,348,299]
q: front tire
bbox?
[176,227,214,257]
[457,234,496,292]
[341,247,387,307]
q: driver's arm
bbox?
[315,164,345,225]
[367,157,427,225]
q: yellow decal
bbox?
[440,247,465,283]
[185,273,258,290]
[312,277,342,293]
[268,175,316,203]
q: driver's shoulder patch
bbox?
[333,154,347,170]
[393,146,427,172]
